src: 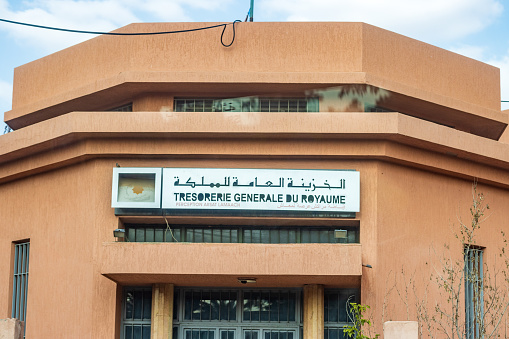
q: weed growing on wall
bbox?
[343,302,380,339]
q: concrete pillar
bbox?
[384,321,418,339]
[151,283,174,339]
[0,319,24,339]
[303,284,324,339]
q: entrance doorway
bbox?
[174,288,301,339]
[121,287,359,339]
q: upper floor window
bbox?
[124,225,359,244]
[174,97,319,113]
[365,105,392,113]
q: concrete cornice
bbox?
[1,112,508,186]
[6,22,504,133]
[5,71,506,136]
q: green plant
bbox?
[343,302,380,339]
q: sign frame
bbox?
[161,168,360,213]
[111,167,162,209]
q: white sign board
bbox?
[162,168,359,212]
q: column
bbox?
[151,283,174,339]
[303,284,324,339]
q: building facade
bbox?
[1,22,509,338]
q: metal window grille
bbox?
[125,225,359,244]
[122,287,152,339]
[364,105,391,112]
[220,329,235,339]
[175,99,215,112]
[173,288,355,339]
[12,241,29,331]
[244,330,259,339]
[242,291,297,322]
[324,328,346,339]
[184,329,215,339]
[324,290,356,323]
[259,99,310,113]
[126,227,181,243]
[465,246,484,339]
[175,289,301,338]
[262,331,294,339]
[109,103,133,112]
[324,289,359,339]
[174,98,318,113]
[184,290,238,321]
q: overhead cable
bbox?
[0,18,241,47]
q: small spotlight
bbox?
[237,278,257,284]
[334,229,348,239]
[113,229,125,239]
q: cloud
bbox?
[1,1,138,52]
[259,0,503,44]
[0,0,233,53]
[0,79,13,131]
[449,44,487,61]
[0,79,13,109]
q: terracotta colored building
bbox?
[1,22,509,339]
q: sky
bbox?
[1,0,509,133]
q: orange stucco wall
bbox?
[1,150,509,337]
[0,162,118,338]
[371,162,509,325]
[1,21,509,338]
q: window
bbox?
[134,287,359,339]
[324,289,359,339]
[12,241,29,335]
[109,103,133,112]
[242,291,296,322]
[174,288,301,339]
[465,246,484,339]
[174,97,318,113]
[124,225,359,244]
[184,290,237,321]
[122,287,152,339]
[364,105,392,113]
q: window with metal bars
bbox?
[171,288,357,339]
[180,290,298,324]
[324,289,359,339]
[122,287,152,339]
[174,98,318,113]
[12,241,29,336]
[465,246,484,339]
[184,290,238,321]
[183,328,215,339]
[124,225,359,244]
[364,105,392,112]
[243,291,296,322]
[261,330,295,339]
[324,328,346,339]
